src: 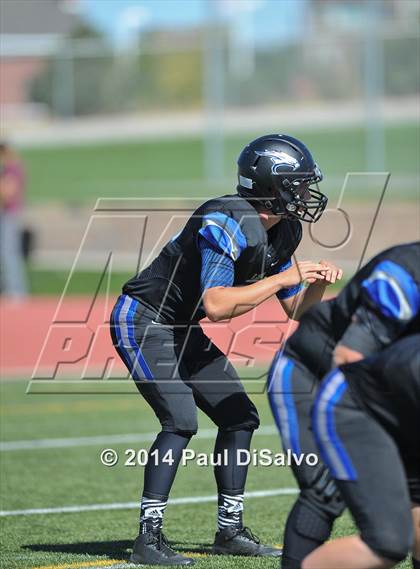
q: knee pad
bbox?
[163,421,197,437]
[214,394,260,431]
[226,416,260,432]
[281,469,343,566]
[162,413,198,436]
[301,466,345,519]
[281,497,333,566]
[292,497,333,543]
[170,427,197,438]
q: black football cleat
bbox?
[130,531,195,565]
[212,526,282,557]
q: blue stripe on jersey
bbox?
[199,238,234,291]
[198,212,247,261]
[361,260,420,321]
[267,353,302,455]
[312,370,357,481]
[276,259,305,300]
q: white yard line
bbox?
[0,488,297,517]
[0,425,278,452]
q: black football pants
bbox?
[110,294,260,499]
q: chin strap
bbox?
[261,198,285,216]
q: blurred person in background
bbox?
[0,141,28,299]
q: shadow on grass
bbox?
[23,539,132,559]
[23,538,213,558]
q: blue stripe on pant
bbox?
[112,295,154,381]
[312,369,357,481]
[267,353,301,455]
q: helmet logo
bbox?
[255,149,300,173]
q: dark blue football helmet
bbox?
[237,134,327,222]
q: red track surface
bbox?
[1,296,297,378]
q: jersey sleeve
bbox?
[276,259,305,300]
[339,259,420,355]
[197,211,247,261]
[198,237,234,292]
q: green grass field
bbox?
[26,268,134,296]
[25,268,347,296]
[0,377,412,569]
[21,124,419,204]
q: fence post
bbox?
[203,0,225,184]
[364,0,385,172]
[52,47,74,118]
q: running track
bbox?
[1,296,298,378]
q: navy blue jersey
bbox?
[123,194,302,323]
[343,334,420,453]
[287,241,420,376]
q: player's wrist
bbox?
[275,273,289,290]
[275,273,299,291]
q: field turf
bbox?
[21,124,419,204]
[0,378,412,569]
[25,268,347,296]
[26,268,134,296]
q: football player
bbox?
[267,241,420,568]
[110,134,340,566]
[305,334,420,569]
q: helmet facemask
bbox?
[268,165,327,223]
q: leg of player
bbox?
[210,428,279,557]
[267,351,345,568]
[183,328,281,557]
[213,428,252,531]
[110,296,196,566]
[139,431,191,534]
[306,368,413,569]
[412,504,420,569]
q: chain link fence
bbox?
[15,31,416,118]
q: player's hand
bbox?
[313,259,343,286]
[333,344,364,366]
[277,261,326,288]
